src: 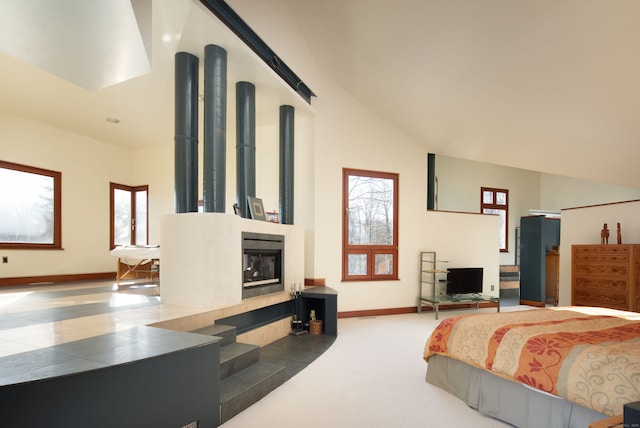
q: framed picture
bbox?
[233,203,242,216]
[266,211,280,223]
[247,196,266,221]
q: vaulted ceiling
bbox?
[1,0,639,189]
[283,0,640,188]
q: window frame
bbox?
[0,160,62,250]
[342,168,399,281]
[480,186,509,253]
[109,182,149,249]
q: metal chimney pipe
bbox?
[203,45,227,213]
[279,105,295,224]
[427,153,436,210]
[174,52,199,213]
[236,81,256,218]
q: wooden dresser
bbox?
[572,244,640,312]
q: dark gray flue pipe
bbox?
[427,153,436,210]
[203,45,228,213]
[279,105,295,224]
[174,52,199,213]
[236,82,256,218]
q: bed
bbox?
[423,307,640,428]
[110,245,160,287]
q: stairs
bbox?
[499,265,520,300]
[190,324,286,425]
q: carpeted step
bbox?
[220,361,286,424]
[220,342,260,379]
[189,323,237,347]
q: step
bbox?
[190,324,236,347]
[220,342,260,379]
[220,361,286,424]
[499,271,520,280]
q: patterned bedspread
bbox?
[424,307,640,416]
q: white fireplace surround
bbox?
[160,213,304,308]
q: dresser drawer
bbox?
[573,264,629,277]
[600,246,630,262]
[600,246,630,255]
[573,276,628,292]
[573,246,601,262]
[599,254,629,263]
[573,246,600,256]
[574,254,599,262]
[573,289,629,310]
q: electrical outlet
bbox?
[2,256,7,264]
[491,284,494,291]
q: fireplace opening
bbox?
[242,232,284,299]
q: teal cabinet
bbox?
[519,216,560,305]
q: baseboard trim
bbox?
[339,301,501,319]
[520,299,545,307]
[339,307,417,318]
[0,272,115,287]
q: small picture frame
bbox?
[247,196,266,221]
[233,203,242,216]
[266,211,280,223]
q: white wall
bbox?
[419,211,501,296]
[435,155,540,265]
[434,155,640,267]
[5,0,639,316]
[559,200,640,306]
[131,144,174,245]
[293,72,502,311]
[540,173,640,211]
[0,114,132,277]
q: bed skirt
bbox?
[425,354,606,428]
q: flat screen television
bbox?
[446,267,483,295]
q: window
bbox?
[481,187,508,252]
[0,160,62,249]
[342,168,398,281]
[110,183,148,249]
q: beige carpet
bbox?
[220,305,532,427]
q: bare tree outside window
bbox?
[343,168,398,281]
[110,183,149,249]
[0,161,61,249]
[347,175,394,246]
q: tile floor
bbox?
[0,280,207,359]
[0,280,336,386]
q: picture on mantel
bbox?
[248,196,266,221]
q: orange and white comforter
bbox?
[424,307,640,416]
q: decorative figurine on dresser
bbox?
[617,222,622,244]
[600,223,609,244]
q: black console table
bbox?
[300,286,338,336]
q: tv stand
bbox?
[418,294,500,320]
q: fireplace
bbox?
[242,232,284,299]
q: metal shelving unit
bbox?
[419,251,448,305]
